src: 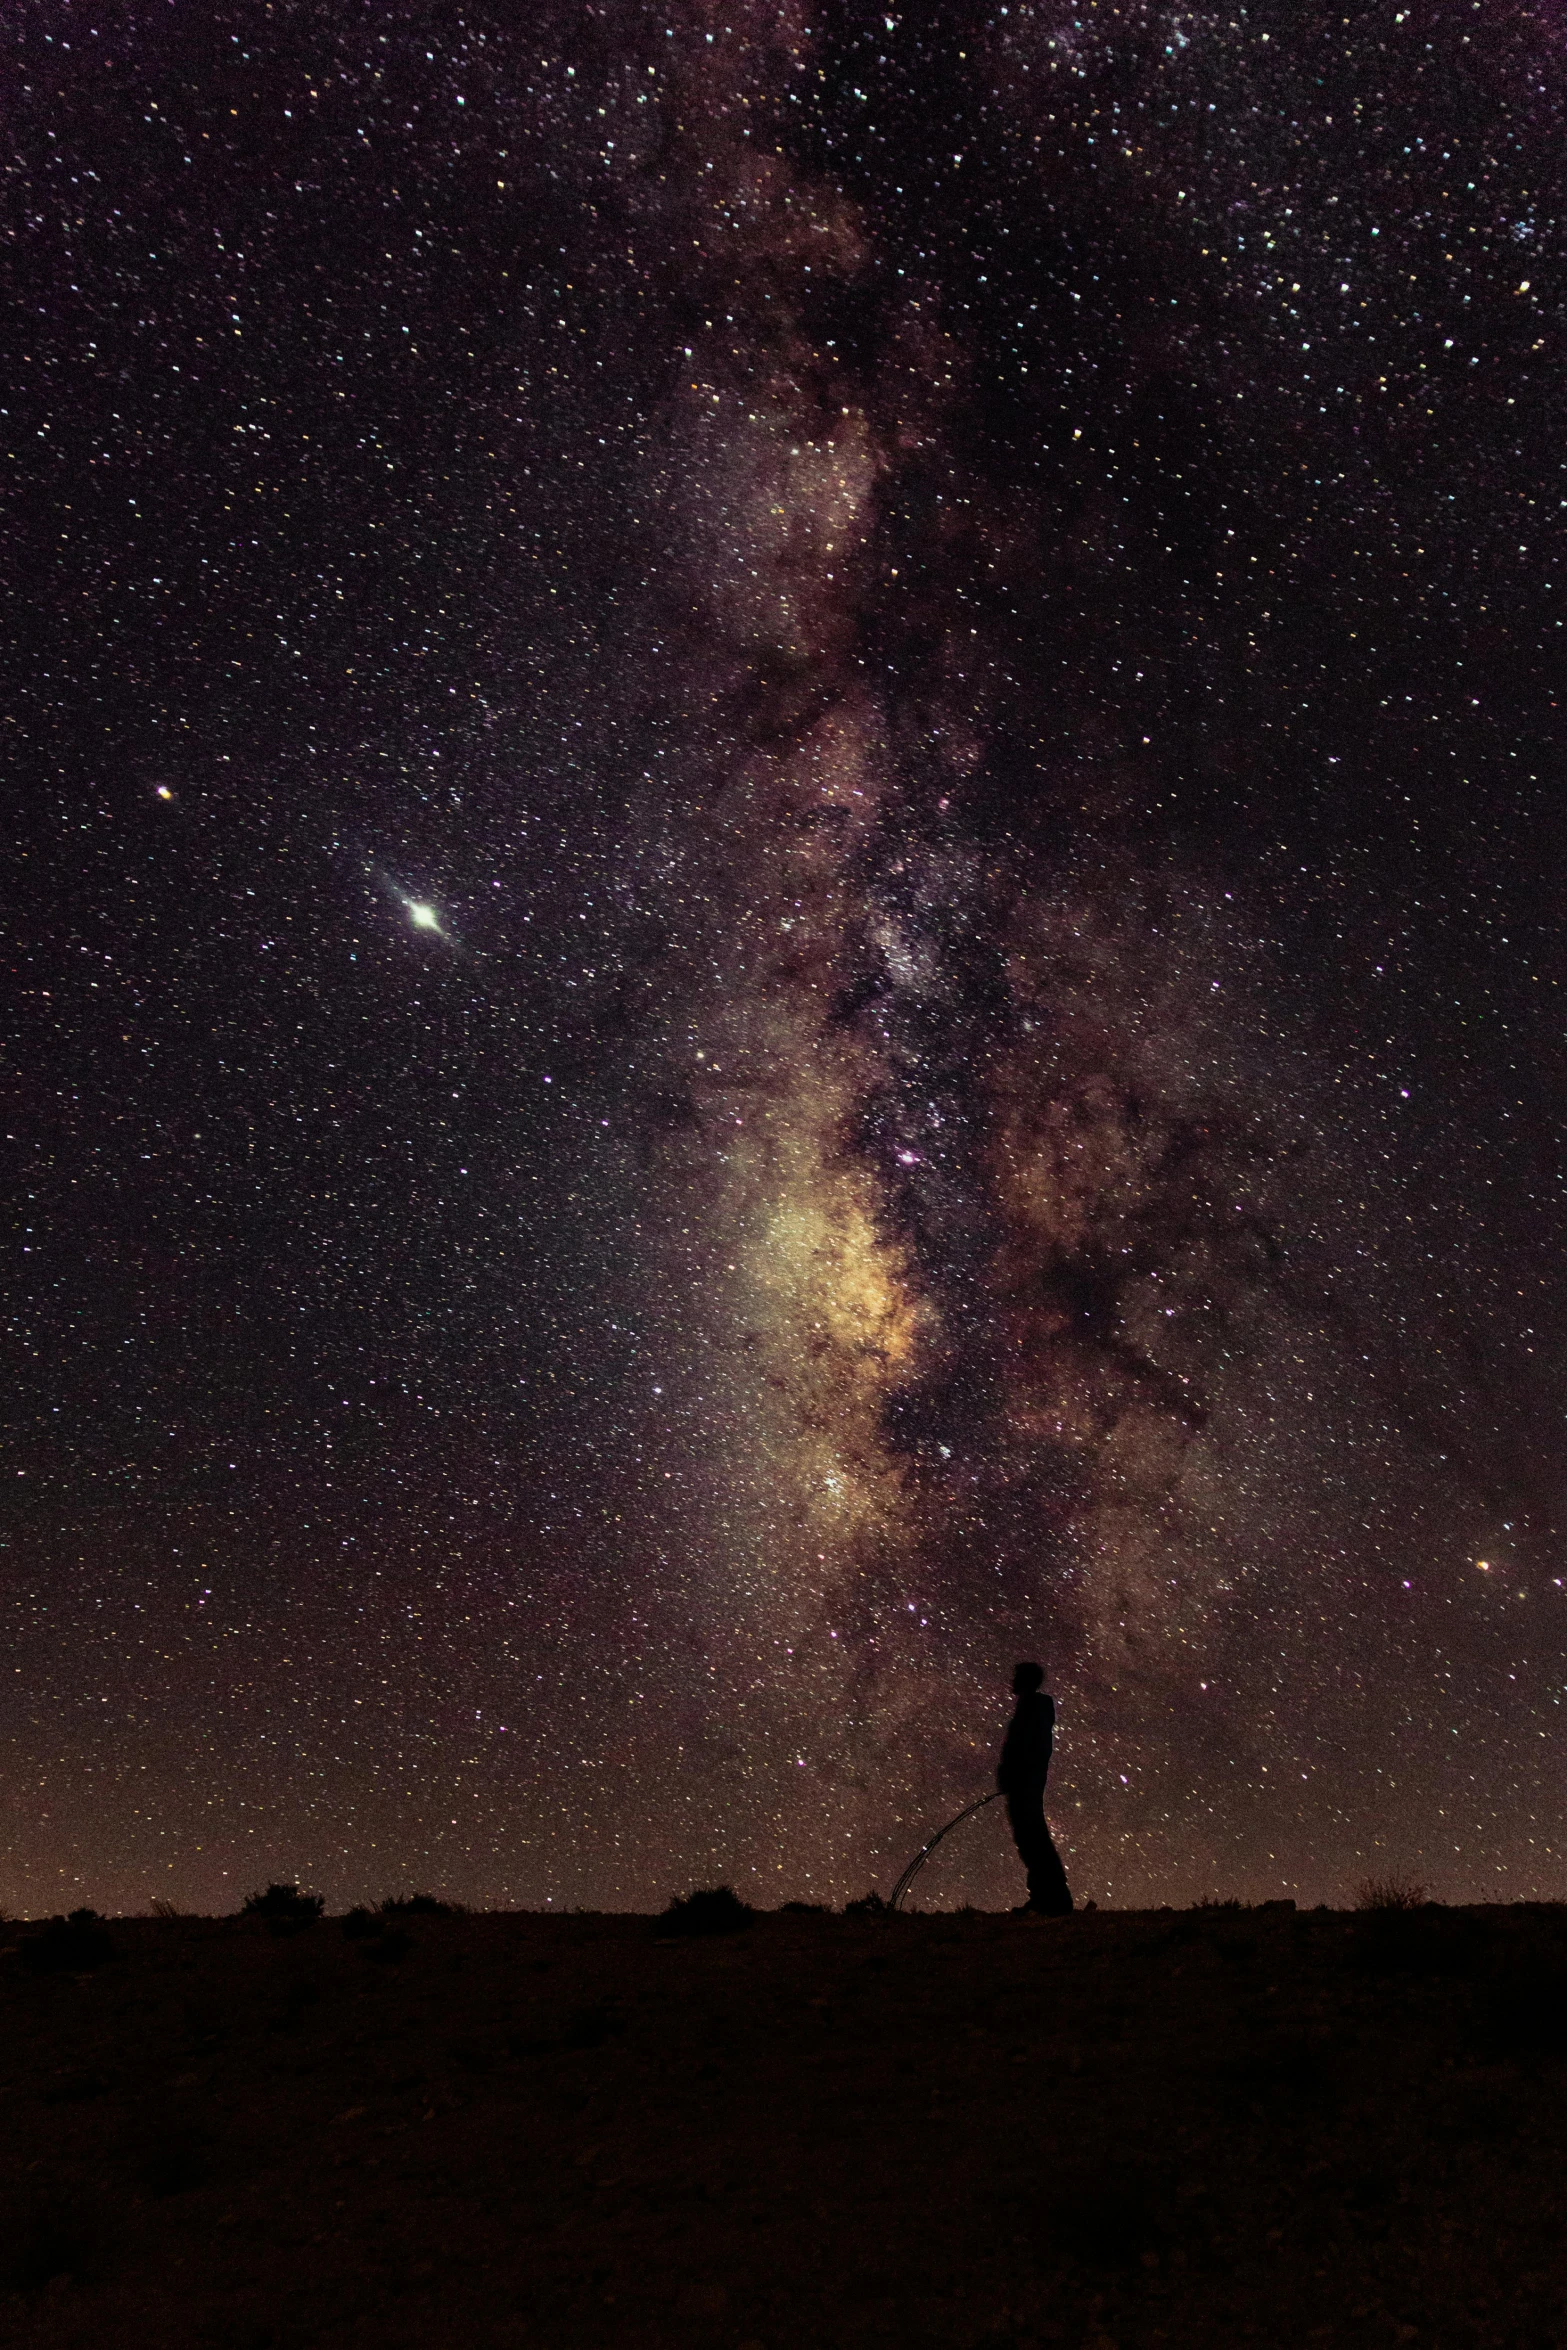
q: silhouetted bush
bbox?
[657,1885,754,1937]
[842,1891,888,1917]
[780,1900,829,1915]
[241,1881,324,1928]
[149,1897,181,1919]
[1354,1874,1426,1911]
[339,1892,453,1947]
[21,1909,115,1975]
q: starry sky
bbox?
[6,0,1565,1917]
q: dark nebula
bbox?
[5,0,1564,1914]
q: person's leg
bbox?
[1004,1790,1037,1906]
[1010,1795,1061,1908]
[1030,1814,1073,1915]
[1007,1789,1071,1912]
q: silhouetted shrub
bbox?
[241,1881,324,1928]
[21,1910,115,1975]
[1194,1898,1243,1911]
[780,1900,829,1915]
[842,1891,888,1918]
[1354,1874,1426,1911]
[149,1897,181,1919]
[340,1892,451,1949]
[657,1885,754,1937]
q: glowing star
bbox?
[405,900,441,932]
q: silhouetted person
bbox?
[998,1661,1073,1916]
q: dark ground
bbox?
[2,1901,1565,2350]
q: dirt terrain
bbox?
[2,1899,1564,2350]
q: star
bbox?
[405,901,442,933]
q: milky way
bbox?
[5,1,1565,1914]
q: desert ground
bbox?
[2,1896,1564,2349]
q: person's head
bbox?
[1012,1660,1045,1696]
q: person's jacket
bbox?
[997,1690,1055,1793]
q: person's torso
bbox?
[1001,1691,1055,1785]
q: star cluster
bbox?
[4,0,1564,1915]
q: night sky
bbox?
[6,0,1565,1918]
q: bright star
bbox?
[405,900,441,931]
